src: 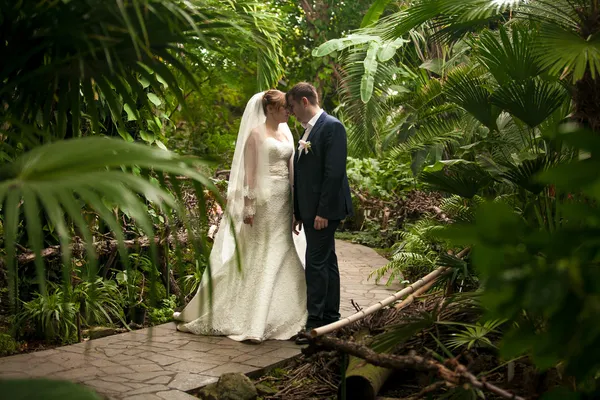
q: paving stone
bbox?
[25,361,66,377]
[85,379,132,393]
[124,382,155,389]
[167,372,217,391]
[188,353,234,363]
[126,384,170,395]
[123,394,162,400]
[32,349,61,357]
[48,366,101,381]
[100,365,136,375]
[158,349,206,360]
[169,339,190,346]
[261,347,301,359]
[179,342,221,352]
[100,375,130,383]
[242,356,285,368]
[167,360,219,374]
[230,354,254,363]
[130,363,165,373]
[203,362,256,377]
[0,240,392,399]
[146,375,173,384]
[140,353,183,366]
[120,371,175,382]
[157,389,199,400]
[207,347,246,357]
[89,358,122,368]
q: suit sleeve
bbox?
[317,121,347,218]
[290,152,300,220]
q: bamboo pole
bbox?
[311,266,448,337]
[311,247,470,338]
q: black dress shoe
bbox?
[295,334,310,345]
[294,328,315,345]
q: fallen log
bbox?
[312,335,525,400]
[1,232,190,267]
[342,329,393,400]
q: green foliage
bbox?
[347,157,415,200]
[73,278,124,327]
[441,125,600,384]
[0,379,102,400]
[0,332,18,356]
[15,289,78,344]
[443,319,506,351]
[370,219,445,284]
[148,295,178,325]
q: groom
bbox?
[286,83,353,345]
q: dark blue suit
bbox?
[294,111,353,329]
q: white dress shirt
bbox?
[298,108,324,157]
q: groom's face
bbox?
[287,98,310,124]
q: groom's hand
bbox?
[314,216,328,230]
[293,218,302,235]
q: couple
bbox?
[174,83,352,344]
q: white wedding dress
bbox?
[175,125,308,342]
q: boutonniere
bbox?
[298,140,312,154]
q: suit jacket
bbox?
[293,111,353,222]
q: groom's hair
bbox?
[286,82,319,106]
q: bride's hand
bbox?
[244,215,254,227]
[293,218,302,235]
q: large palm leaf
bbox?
[444,65,500,131]
[491,78,569,128]
[0,137,219,307]
[420,161,494,198]
[475,25,544,84]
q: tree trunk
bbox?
[573,69,600,132]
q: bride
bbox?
[173,90,308,342]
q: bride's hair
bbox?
[262,90,286,114]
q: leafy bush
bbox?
[442,127,600,394]
[0,333,18,356]
[15,290,78,344]
[73,278,125,327]
[347,157,415,201]
[148,295,178,325]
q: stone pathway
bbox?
[0,240,399,399]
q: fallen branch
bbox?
[402,381,446,400]
[3,232,190,267]
[312,266,451,337]
[311,335,525,400]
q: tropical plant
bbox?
[15,289,79,343]
[0,0,286,314]
[72,278,125,327]
[443,319,506,350]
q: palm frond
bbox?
[0,137,217,303]
[445,65,500,131]
[420,161,494,198]
[474,25,544,84]
[491,78,569,128]
[499,153,563,193]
